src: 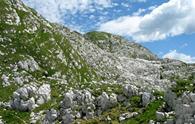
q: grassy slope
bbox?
[0,0,99,123]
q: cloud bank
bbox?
[163,50,195,63]
[99,0,195,42]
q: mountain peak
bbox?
[85,31,157,60]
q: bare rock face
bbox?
[10,84,51,111]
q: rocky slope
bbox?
[0,0,195,124]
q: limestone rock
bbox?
[43,109,58,124]
[10,84,51,111]
[156,111,165,121]
[97,92,118,111]
[36,84,51,105]
[189,93,195,102]
[142,92,152,106]
[123,84,138,98]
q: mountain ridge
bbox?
[0,0,195,123]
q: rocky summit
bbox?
[0,0,195,124]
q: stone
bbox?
[60,89,96,120]
[1,74,10,87]
[109,93,118,106]
[149,120,155,124]
[18,57,39,72]
[142,92,152,106]
[61,109,75,124]
[156,111,165,121]
[120,112,138,120]
[191,102,195,114]
[61,91,75,109]
[97,92,110,111]
[36,84,51,105]
[181,92,191,104]
[119,116,126,122]
[43,109,58,124]
[117,94,126,102]
[165,89,177,109]
[177,104,192,117]
[107,116,111,121]
[10,84,51,111]
[123,84,138,98]
[190,93,195,102]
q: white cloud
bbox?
[99,0,195,42]
[22,0,112,23]
[163,50,195,63]
[99,16,141,36]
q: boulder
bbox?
[10,84,51,111]
[60,89,96,120]
[189,93,195,102]
[181,92,191,104]
[36,84,51,105]
[120,112,138,120]
[109,93,118,106]
[97,92,118,111]
[97,92,110,111]
[43,109,58,124]
[61,108,75,124]
[1,74,10,87]
[156,111,165,121]
[165,90,177,109]
[123,84,138,98]
[61,91,74,109]
[142,92,152,106]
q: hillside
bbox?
[0,0,195,124]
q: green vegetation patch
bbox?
[0,109,30,124]
[0,84,17,102]
[124,100,163,124]
[85,31,111,41]
[171,76,195,96]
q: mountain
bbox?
[0,0,195,124]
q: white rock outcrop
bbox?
[60,90,96,123]
[97,92,118,111]
[10,84,51,111]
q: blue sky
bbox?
[22,0,195,63]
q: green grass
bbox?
[124,100,163,124]
[85,31,111,41]
[171,77,195,96]
[0,84,18,102]
[0,109,30,124]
